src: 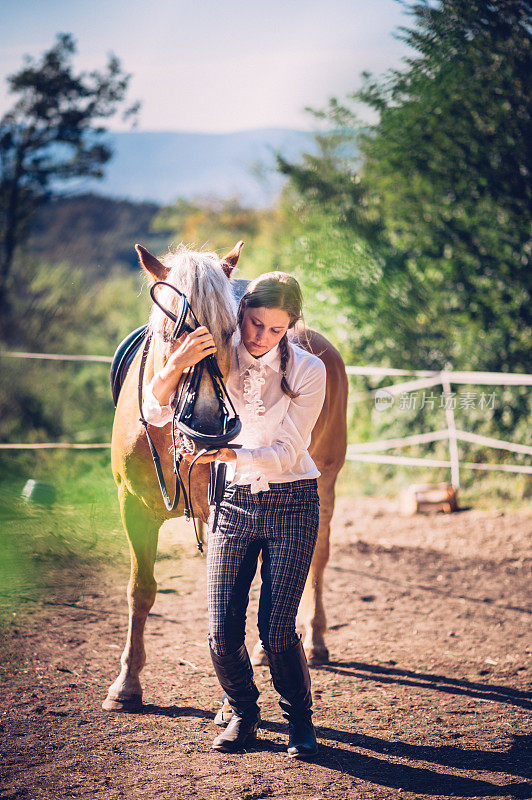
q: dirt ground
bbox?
[1,496,531,800]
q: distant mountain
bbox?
[76,129,317,207]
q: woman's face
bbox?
[240,305,291,358]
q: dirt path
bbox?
[1,497,531,800]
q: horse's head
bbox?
[136,241,243,447]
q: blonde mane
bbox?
[148,244,237,359]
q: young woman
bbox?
[142,271,326,757]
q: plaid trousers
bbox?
[207,478,320,656]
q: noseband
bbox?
[138,281,242,551]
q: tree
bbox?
[152,196,279,279]
[276,108,432,367]
[0,33,138,309]
[356,0,532,373]
[279,0,532,376]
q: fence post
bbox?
[441,372,460,488]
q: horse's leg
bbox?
[297,473,336,665]
[103,488,161,711]
[250,550,267,667]
[196,518,206,549]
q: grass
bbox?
[0,450,125,629]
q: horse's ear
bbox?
[135,244,168,281]
[221,240,244,278]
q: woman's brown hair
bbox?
[237,271,303,399]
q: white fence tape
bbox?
[1,351,112,363]
[348,429,450,453]
[345,365,532,386]
[348,429,532,458]
[456,430,532,456]
[0,443,111,450]
[345,453,532,475]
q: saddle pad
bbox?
[110,324,148,406]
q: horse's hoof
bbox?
[305,646,329,666]
[102,694,143,712]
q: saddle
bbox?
[110,324,148,407]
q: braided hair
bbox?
[237,271,303,399]
[278,331,299,399]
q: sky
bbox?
[0,0,412,133]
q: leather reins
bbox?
[138,281,241,553]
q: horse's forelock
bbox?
[148,244,237,357]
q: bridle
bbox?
[138,281,242,552]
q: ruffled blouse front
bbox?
[142,332,327,493]
[238,357,269,491]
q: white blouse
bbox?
[142,333,327,493]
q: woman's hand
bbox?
[215,448,237,463]
[161,326,217,379]
[152,326,216,406]
[179,449,219,464]
[179,448,237,465]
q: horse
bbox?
[103,242,347,712]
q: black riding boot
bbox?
[266,639,318,758]
[209,644,260,752]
